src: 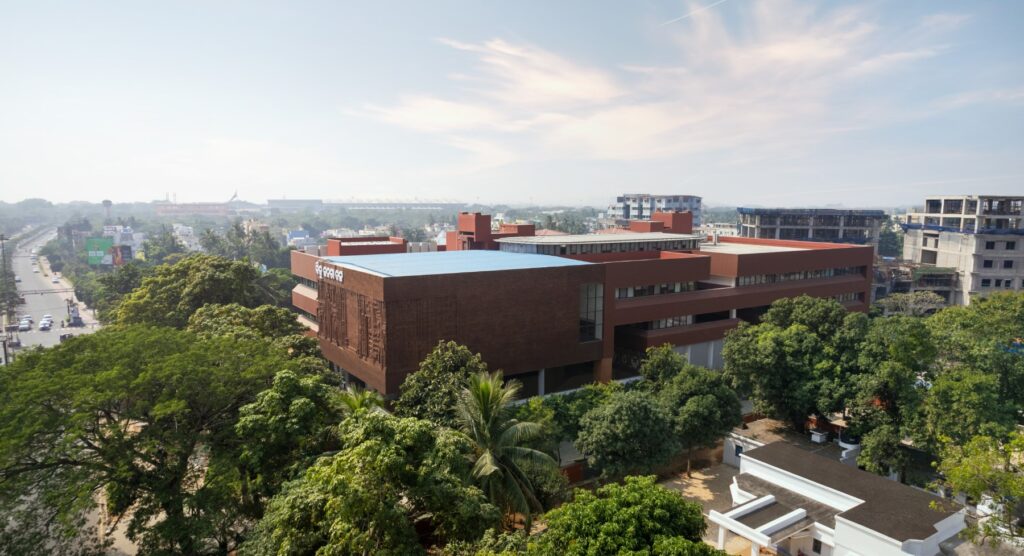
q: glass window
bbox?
[1007,241,1017,250]
[984,260,994,268]
[986,241,996,250]
[981,279,991,287]
[1005,260,1015,269]
[579,283,603,342]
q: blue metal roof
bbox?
[324,250,591,278]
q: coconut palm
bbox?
[339,384,385,415]
[455,371,556,531]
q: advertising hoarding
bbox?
[85,237,115,266]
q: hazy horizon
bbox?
[3,1,1022,207]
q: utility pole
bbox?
[0,233,12,324]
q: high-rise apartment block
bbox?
[737,208,886,245]
[608,194,702,226]
[903,195,1023,305]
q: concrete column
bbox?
[775,227,780,239]
[838,215,845,239]
[595,357,613,383]
[730,308,737,319]
[717,526,726,549]
[538,369,546,396]
[751,543,761,556]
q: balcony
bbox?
[616,318,742,351]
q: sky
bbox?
[1,1,1023,208]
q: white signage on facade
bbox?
[314,261,344,283]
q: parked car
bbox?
[59,333,74,343]
[20,315,32,323]
[13,275,20,282]
[18,322,31,332]
[32,267,39,273]
[51,276,60,283]
[42,314,52,320]
[39,321,51,331]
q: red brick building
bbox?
[291,212,872,396]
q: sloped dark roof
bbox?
[744,442,960,542]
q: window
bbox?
[981,279,991,287]
[986,241,996,250]
[984,260,994,268]
[1007,241,1017,250]
[579,283,603,342]
[1005,260,1015,269]
[1006,280,1014,289]
[995,279,1003,287]
[812,538,823,554]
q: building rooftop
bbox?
[324,250,591,278]
[737,207,886,216]
[699,243,806,254]
[496,232,703,245]
[744,442,959,542]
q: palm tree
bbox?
[339,384,385,415]
[455,372,556,531]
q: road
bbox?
[7,229,100,353]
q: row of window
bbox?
[736,266,864,286]
[980,278,1019,289]
[297,308,318,323]
[834,292,862,303]
[984,241,1017,250]
[579,283,604,342]
[982,259,1015,269]
[297,276,318,290]
[502,238,702,257]
[615,281,695,299]
[642,314,694,330]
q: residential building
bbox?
[698,222,739,238]
[153,202,229,217]
[902,195,1023,305]
[291,211,872,395]
[737,208,886,246]
[711,442,964,556]
[608,194,703,226]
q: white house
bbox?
[709,442,965,556]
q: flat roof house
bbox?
[710,443,964,556]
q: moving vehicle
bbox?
[51,276,60,283]
[14,275,20,282]
[32,267,39,273]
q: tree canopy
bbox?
[394,341,489,428]
[576,389,677,478]
[241,413,501,556]
[530,476,722,556]
[115,254,281,328]
[0,326,302,554]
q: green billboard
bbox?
[85,237,114,266]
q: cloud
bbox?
[364,0,983,174]
[934,88,1024,110]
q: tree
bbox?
[338,384,385,414]
[660,366,742,476]
[187,303,304,340]
[927,292,1024,412]
[115,254,273,328]
[143,226,186,265]
[576,390,677,478]
[937,432,1024,546]
[848,317,932,479]
[0,326,297,554]
[919,367,1014,450]
[394,341,489,428]
[877,291,946,317]
[877,222,904,258]
[530,476,721,556]
[638,344,688,383]
[723,296,868,430]
[235,370,344,516]
[241,413,500,555]
[455,372,557,531]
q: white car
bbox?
[39,321,51,331]
[42,314,53,320]
[32,268,39,273]
[18,322,31,332]
[51,276,59,283]
[14,275,20,282]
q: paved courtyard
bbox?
[660,463,754,555]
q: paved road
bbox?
[8,229,100,353]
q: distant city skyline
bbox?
[2,1,1022,207]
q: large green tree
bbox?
[394,341,489,428]
[937,431,1024,546]
[143,226,186,265]
[530,476,723,556]
[241,413,500,556]
[659,365,742,476]
[919,367,1014,450]
[455,372,557,531]
[723,295,868,430]
[115,254,276,328]
[576,390,677,478]
[0,326,298,554]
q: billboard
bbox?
[85,237,115,266]
[110,245,133,266]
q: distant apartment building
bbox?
[902,195,1023,305]
[698,222,739,238]
[608,194,703,226]
[153,202,230,218]
[171,224,203,252]
[737,208,886,246]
